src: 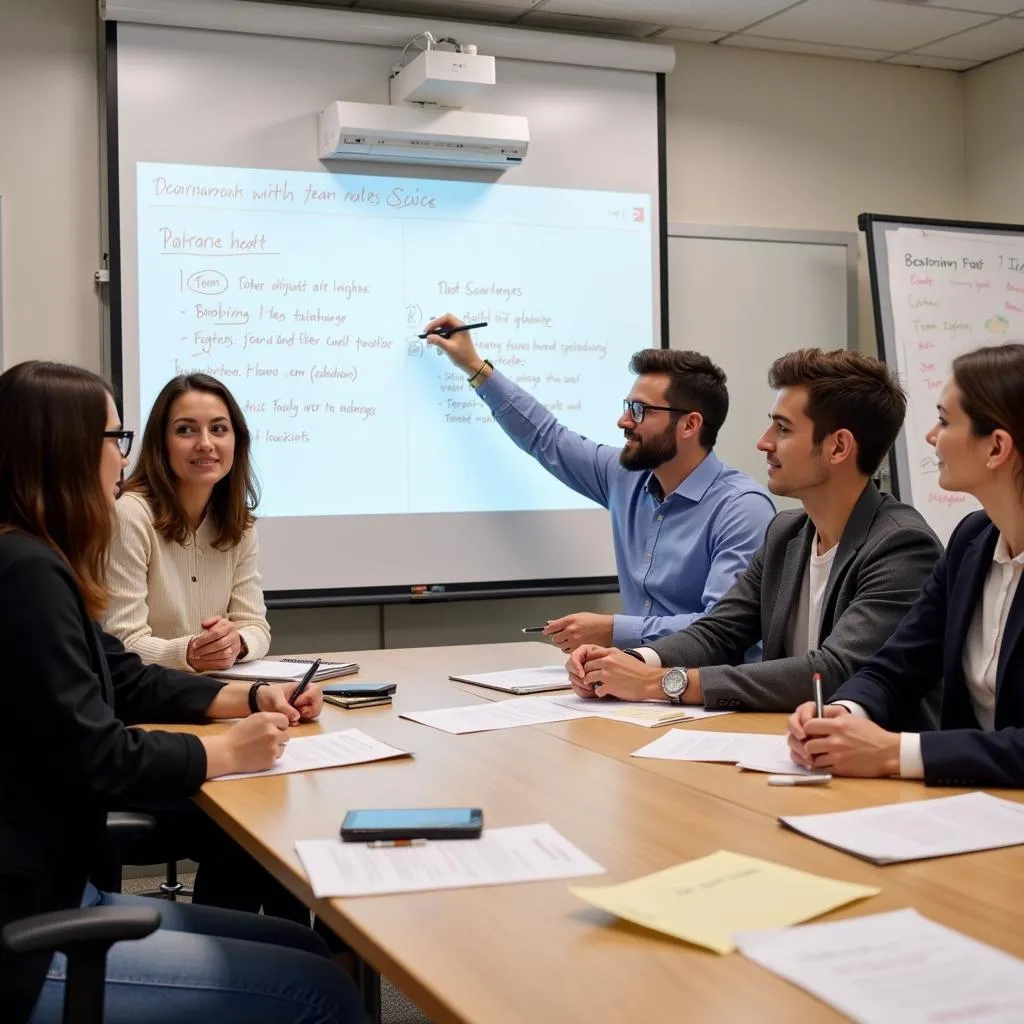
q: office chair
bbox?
[97,813,192,901]
[2,905,160,1024]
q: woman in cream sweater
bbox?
[104,373,271,671]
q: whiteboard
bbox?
[863,214,1024,543]
[667,226,857,506]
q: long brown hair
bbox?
[953,343,1024,492]
[0,361,115,619]
[124,374,259,549]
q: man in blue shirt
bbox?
[424,314,775,652]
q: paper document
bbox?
[399,696,592,734]
[781,791,1024,864]
[448,665,571,694]
[296,823,605,897]
[737,908,1024,1023]
[208,658,358,682]
[213,728,410,781]
[631,729,786,763]
[570,850,877,955]
[735,736,824,776]
[550,694,733,728]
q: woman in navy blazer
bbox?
[788,343,1024,787]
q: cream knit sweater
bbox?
[102,491,272,671]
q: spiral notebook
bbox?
[209,658,360,682]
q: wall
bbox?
[0,0,102,369]
[0,5,969,653]
[665,42,965,355]
[963,49,1024,224]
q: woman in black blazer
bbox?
[788,343,1024,787]
[0,362,360,1024]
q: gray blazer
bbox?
[648,484,943,714]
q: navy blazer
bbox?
[832,510,1024,787]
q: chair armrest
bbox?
[2,907,161,957]
[105,811,157,842]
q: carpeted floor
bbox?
[122,871,431,1024]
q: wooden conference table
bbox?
[162,642,1024,1024]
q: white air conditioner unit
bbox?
[319,101,528,170]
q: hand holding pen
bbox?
[422,313,488,376]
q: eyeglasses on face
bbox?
[622,399,690,424]
[103,429,135,457]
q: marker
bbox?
[767,774,832,786]
[418,321,488,340]
[521,625,547,634]
[289,658,321,708]
[367,838,429,848]
[813,671,824,719]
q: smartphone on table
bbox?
[340,807,483,842]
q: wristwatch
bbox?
[660,667,688,704]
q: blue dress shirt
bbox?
[476,369,775,647]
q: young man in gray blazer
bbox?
[567,349,943,715]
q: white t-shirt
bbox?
[785,534,839,657]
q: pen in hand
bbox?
[418,321,488,340]
[289,658,321,708]
[813,671,824,719]
[521,625,547,634]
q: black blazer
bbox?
[833,510,1024,788]
[0,531,224,1021]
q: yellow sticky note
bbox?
[570,850,879,954]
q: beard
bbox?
[619,424,678,471]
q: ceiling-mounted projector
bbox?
[390,48,496,108]
[319,101,529,170]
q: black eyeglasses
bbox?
[622,400,690,424]
[103,430,134,457]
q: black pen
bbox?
[521,625,547,634]
[289,658,321,707]
[418,321,488,340]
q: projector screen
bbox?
[111,21,665,596]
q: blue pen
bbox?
[289,658,321,708]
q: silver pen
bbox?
[813,671,824,719]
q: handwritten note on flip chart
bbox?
[883,226,1024,541]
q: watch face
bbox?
[662,668,687,697]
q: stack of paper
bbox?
[449,666,571,694]
[550,694,734,729]
[737,909,1024,1023]
[570,850,878,954]
[780,791,1024,864]
[209,658,359,682]
[296,823,605,897]
[399,696,593,734]
[212,728,410,781]
[631,730,788,763]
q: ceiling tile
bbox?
[539,1,798,32]
[352,0,538,19]
[750,0,993,51]
[656,27,733,43]
[722,34,896,61]
[926,1,1024,13]
[884,52,979,69]
[910,14,1024,57]
[516,9,663,36]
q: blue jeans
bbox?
[29,885,361,1024]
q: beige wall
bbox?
[0,7,974,650]
[964,49,1024,224]
[665,43,965,354]
[0,0,102,370]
